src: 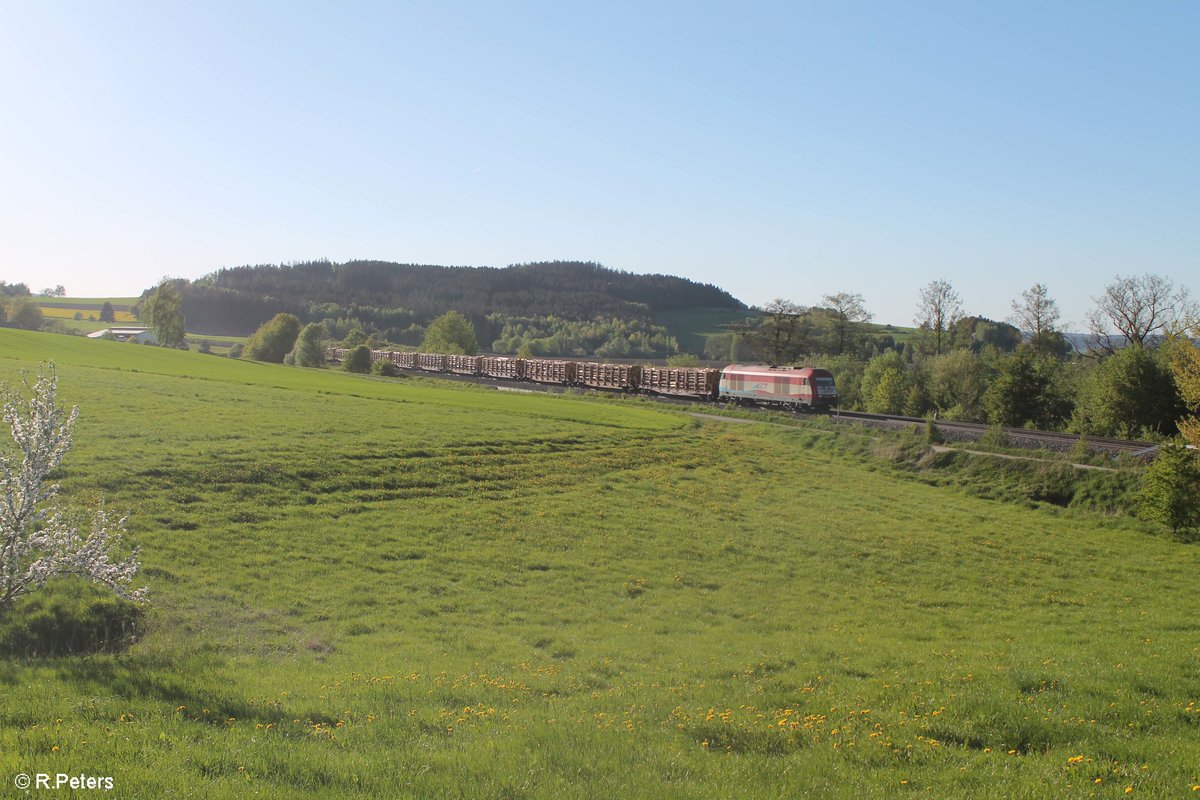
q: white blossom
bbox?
[1,365,147,606]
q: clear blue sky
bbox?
[1,1,1196,328]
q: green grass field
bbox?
[0,329,1197,798]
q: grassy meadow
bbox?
[0,328,1198,798]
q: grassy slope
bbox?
[653,307,749,354]
[0,329,1197,798]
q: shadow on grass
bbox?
[50,655,340,727]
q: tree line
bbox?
[729,274,1195,440]
[161,260,743,336]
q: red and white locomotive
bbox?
[717,364,839,411]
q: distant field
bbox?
[32,297,244,346]
[0,329,1197,798]
[39,306,139,324]
[863,320,916,342]
[34,296,140,310]
[186,332,246,345]
[34,297,140,331]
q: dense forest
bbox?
[160,260,743,339]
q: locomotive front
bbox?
[718,364,838,411]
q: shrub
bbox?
[372,360,399,377]
[291,322,327,368]
[344,345,372,373]
[1068,434,1093,464]
[1139,441,1200,538]
[227,343,244,358]
[243,313,301,363]
[925,414,942,444]
[981,425,1010,448]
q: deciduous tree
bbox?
[861,351,911,415]
[1009,283,1063,354]
[290,322,327,368]
[1139,441,1200,538]
[821,292,872,355]
[420,311,479,355]
[1086,273,1194,353]
[1072,345,1184,438]
[927,349,995,421]
[727,299,811,366]
[914,279,962,356]
[141,280,186,348]
[1,367,146,608]
[5,297,43,331]
[984,346,1074,430]
[0,282,32,297]
[243,313,301,363]
[1170,328,1200,450]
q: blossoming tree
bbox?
[1,366,146,608]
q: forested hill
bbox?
[169,260,743,335]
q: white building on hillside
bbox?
[87,327,158,344]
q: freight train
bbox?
[324,348,839,411]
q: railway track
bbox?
[336,357,1158,459]
[831,410,1156,457]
